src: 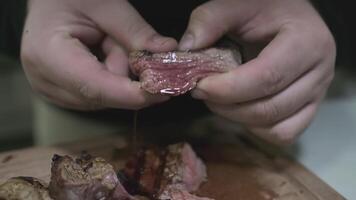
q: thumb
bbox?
[179,0,247,50]
[88,0,177,52]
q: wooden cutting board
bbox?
[0,135,345,200]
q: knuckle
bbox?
[321,29,336,53]
[76,82,104,106]
[190,5,227,38]
[268,126,298,145]
[127,23,156,49]
[20,43,36,69]
[312,26,336,60]
[318,63,335,95]
[191,5,214,26]
[260,68,285,96]
[323,68,335,88]
[327,69,335,85]
[122,95,149,110]
[210,77,239,104]
[214,87,232,103]
[28,79,49,97]
[255,101,280,124]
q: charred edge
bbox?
[118,170,140,195]
[80,150,92,161]
[52,154,62,162]
[83,162,93,172]
[215,37,243,63]
[127,147,165,200]
[215,37,237,48]
[17,177,46,189]
[71,151,94,172]
[134,148,147,182]
[238,44,246,63]
[117,170,129,184]
[17,176,36,184]
[119,147,149,195]
[138,50,153,57]
[130,50,152,60]
[152,148,169,200]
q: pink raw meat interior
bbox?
[129,46,241,96]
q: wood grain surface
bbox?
[0,135,346,200]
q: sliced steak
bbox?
[123,143,213,200]
[121,147,164,197]
[159,143,207,193]
[0,177,52,200]
[49,153,133,200]
[129,45,241,96]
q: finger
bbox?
[87,0,177,52]
[179,0,251,50]
[245,99,322,145]
[40,32,169,109]
[192,28,320,104]
[25,66,103,110]
[205,63,333,125]
[31,77,103,111]
[41,88,102,111]
[102,37,129,76]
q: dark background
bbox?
[1,0,355,67]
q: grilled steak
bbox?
[158,143,207,196]
[129,44,241,96]
[0,144,211,200]
[49,153,133,200]
[123,143,212,200]
[0,177,52,200]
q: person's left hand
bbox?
[179,0,336,145]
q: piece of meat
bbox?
[0,177,52,200]
[157,143,209,200]
[129,44,241,96]
[159,143,207,193]
[122,147,164,197]
[49,152,133,200]
[122,143,213,200]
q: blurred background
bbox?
[0,0,32,151]
[0,0,355,198]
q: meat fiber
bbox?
[49,153,133,200]
[0,177,52,200]
[129,45,241,96]
[122,143,213,200]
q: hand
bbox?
[180,0,336,145]
[21,0,177,110]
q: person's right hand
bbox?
[21,0,177,110]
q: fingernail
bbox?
[151,35,177,52]
[179,33,194,50]
[191,88,207,99]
